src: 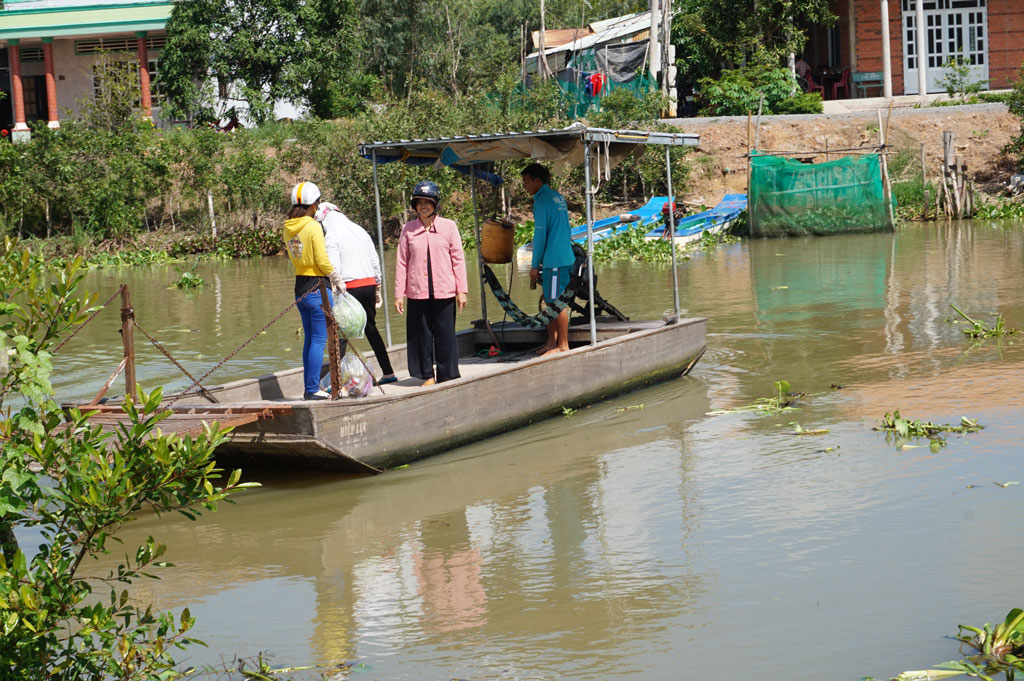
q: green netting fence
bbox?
[557,49,655,119]
[749,151,894,237]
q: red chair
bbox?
[832,68,851,100]
[805,73,825,97]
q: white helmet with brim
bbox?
[291,181,321,206]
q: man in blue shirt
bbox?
[522,163,575,356]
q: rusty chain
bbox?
[165,296,301,407]
[132,320,218,403]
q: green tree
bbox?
[674,0,836,84]
[0,238,256,678]
[161,0,310,124]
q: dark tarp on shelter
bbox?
[593,39,649,83]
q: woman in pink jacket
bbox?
[394,180,469,385]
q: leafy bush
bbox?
[0,239,256,679]
[698,64,800,116]
[773,92,824,114]
[937,56,989,103]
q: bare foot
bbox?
[540,346,567,357]
[533,344,556,355]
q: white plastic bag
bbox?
[340,349,373,398]
[319,349,373,398]
[332,291,366,339]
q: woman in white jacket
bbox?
[315,202,397,384]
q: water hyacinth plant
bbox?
[883,609,1024,681]
[950,304,1019,339]
[874,410,983,452]
[707,379,800,416]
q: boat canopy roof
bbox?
[358,124,700,185]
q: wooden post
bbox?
[956,155,967,218]
[319,281,341,400]
[747,110,753,235]
[120,285,136,399]
[920,142,928,220]
[825,138,830,163]
[877,109,896,229]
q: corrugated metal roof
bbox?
[531,28,592,48]
[0,1,171,41]
[359,125,698,161]
[528,11,651,59]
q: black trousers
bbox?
[405,297,460,383]
[339,284,394,376]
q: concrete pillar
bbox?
[880,0,893,98]
[648,0,661,83]
[42,38,59,129]
[8,40,30,142]
[915,0,927,98]
[136,32,152,119]
[847,0,857,83]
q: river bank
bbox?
[18,102,1021,265]
[664,102,1022,206]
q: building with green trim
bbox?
[0,0,171,140]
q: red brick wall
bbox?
[851,0,904,93]
[843,0,1024,94]
[989,0,1024,89]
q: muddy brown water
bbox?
[38,220,1024,680]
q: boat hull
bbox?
[213,317,706,473]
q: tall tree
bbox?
[161,0,329,124]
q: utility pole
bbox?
[662,0,676,115]
[649,0,661,84]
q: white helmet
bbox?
[314,202,339,222]
[291,181,321,206]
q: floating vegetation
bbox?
[874,410,983,451]
[592,224,684,263]
[707,380,800,416]
[789,422,830,436]
[172,269,205,289]
[882,609,1024,681]
[615,404,645,412]
[561,406,576,417]
[694,227,741,250]
[950,304,1019,339]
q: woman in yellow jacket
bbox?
[284,181,341,400]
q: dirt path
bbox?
[662,102,1021,205]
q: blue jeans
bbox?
[297,288,333,394]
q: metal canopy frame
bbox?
[361,125,700,348]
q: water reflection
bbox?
[49,221,1024,680]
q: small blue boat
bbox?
[516,194,746,262]
[643,193,747,246]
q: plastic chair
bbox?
[832,68,851,100]
[805,73,825,97]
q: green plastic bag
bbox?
[332,291,366,339]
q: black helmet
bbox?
[410,180,440,209]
